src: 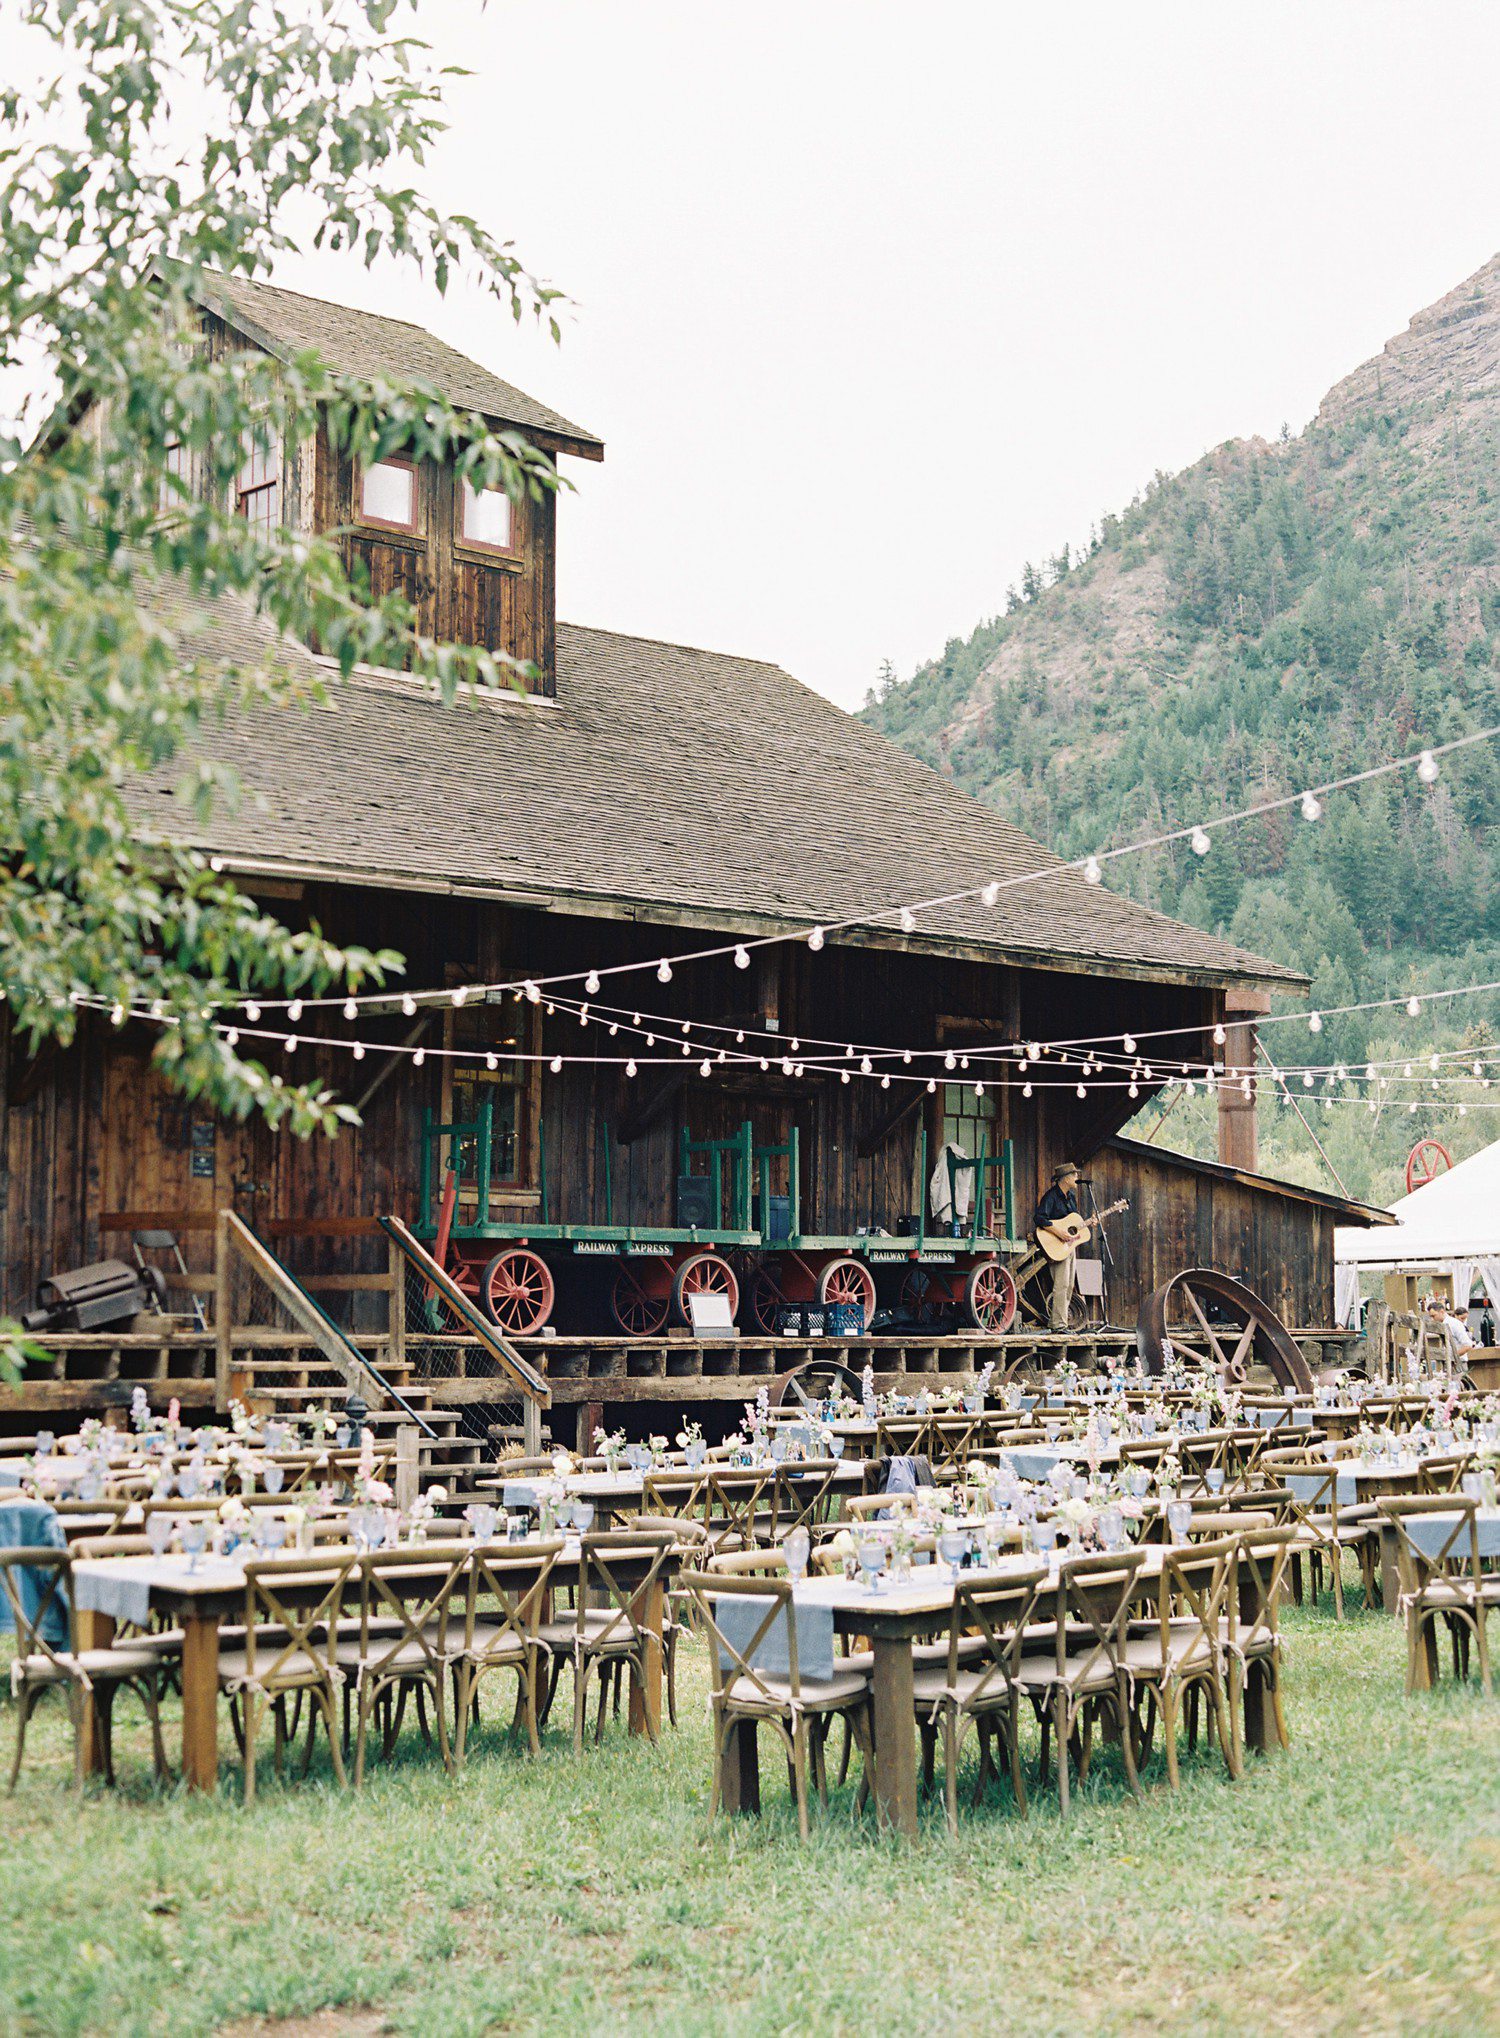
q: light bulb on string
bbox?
[225,1028,238,1048]
[1022,1080,1033,1099]
[288,1000,302,1023]
[401,994,416,1018]
[898,907,916,933]
[759,1058,769,1072]
[550,1055,562,1073]
[1308,1012,1322,1033]
[1083,856,1103,885]
[1300,791,1322,822]
[485,1052,498,1071]
[285,1035,298,1054]
[608,1024,618,1038]
[1212,1025,1226,1047]
[1417,750,1438,784]
[1123,1034,1137,1055]
[412,1047,424,1066]
[860,1056,872,1075]
[981,882,1000,907]
[352,1042,365,1061]
[1429,1054,1440,1072]
[344,999,357,1021]
[1128,1082,1139,1099]
[1190,827,1211,856]
[1302,1072,1313,1088]
[1076,1083,1087,1099]
[944,1051,957,1071]
[927,1078,937,1095]
[700,1059,711,1077]
[545,1003,555,1016]
[681,1020,691,1034]
[523,981,540,1003]
[246,1003,260,1023]
[1403,1062,1413,1078]
[841,1069,851,1085]
[781,1058,793,1076]
[881,1074,891,1089]
[451,987,467,1008]
[959,1055,970,1071]
[578,1007,589,1027]
[790,1039,800,1053]
[1406,997,1421,1017]
[585,971,601,996]
[807,926,825,952]
[626,1060,637,1078]
[656,960,673,984]
[902,1050,912,1065]
[645,1033,655,1048]
[733,946,750,971]
[735,1030,744,1044]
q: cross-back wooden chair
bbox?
[538,1530,677,1752]
[1012,1549,1150,1817]
[767,1461,845,1540]
[219,1551,359,1803]
[1279,1459,1379,1618]
[1377,1495,1493,1696]
[334,1545,469,1786]
[678,1569,874,1840]
[452,1538,562,1760]
[1223,1525,1295,1776]
[912,1563,1052,1833]
[1126,1534,1236,1788]
[0,1546,170,1792]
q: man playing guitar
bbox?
[1033,1164,1128,1329]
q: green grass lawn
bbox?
[1,1592,1496,2038]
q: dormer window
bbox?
[360,456,416,531]
[236,432,279,533]
[460,477,514,553]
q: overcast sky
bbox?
[55,3,1500,705]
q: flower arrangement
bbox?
[594,1425,626,1468]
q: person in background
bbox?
[1429,1298,1477,1371]
[1035,1162,1080,1331]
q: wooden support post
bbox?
[524,1395,543,1456]
[214,1208,233,1414]
[395,1423,420,1513]
[388,1229,407,1375]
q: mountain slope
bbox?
[864,256,1500,1204]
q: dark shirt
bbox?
[1035,1185,1079,1229]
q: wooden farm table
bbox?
[718,1544,1280,1839]
[73,1536,676,1791]
[479,1460,869,1523]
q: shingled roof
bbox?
[129,586,1302,993]
[195,273,604,459]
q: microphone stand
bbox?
[1080,1177,1115,1329]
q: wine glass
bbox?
[35,1430,55,1459]
[147,1511,175,1558]
[471,1504,498,1543]
[1098,1505,1125,1553]
[784,1527,811,1583]
[827,1433,845,1461]
[1205,1468,1225,1495]
[263,1517,288,1554]
[856,1536,887,1593]
[937,1528,966,1584]
[263,1462,285,1496]
[1167,1498,1193,1542]
[1032,1518,1058,1563]
[181,1519,209,1571]
[573,1501,595,1537]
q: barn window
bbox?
[460,477,514,552]
[159,439,189,514]
[236,432,279,533]
[360,456,416,531]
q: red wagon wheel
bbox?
[817,1258,877,1333]
[961,1260,1017,1334]
[479,1248,555,1336]
[1405,1138,1453,1194]
[671,1250,740,1326]
[747,1265,787,1337]
[899,1266,949,1325]
[610,1262,670,1337]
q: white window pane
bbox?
[462,478,512,549]
[361,460,414,526]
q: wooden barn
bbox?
[0,275,1387,1430]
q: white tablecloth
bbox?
[72,1553,247,1628]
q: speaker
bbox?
[675,1175,715,1228]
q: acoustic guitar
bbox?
[1035,1197,1129,1262]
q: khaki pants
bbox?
[1050,1250,1076,1330]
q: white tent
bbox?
[1334,1136,1500,1322]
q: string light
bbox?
[1406,997,1421,1017]
[656,960,673,983]
[284,1035,297,1054]
[733,946,750,970]
[246,1002,260,1023]
[401,994,417,1017]
[807,927,825,951]
[343,999,357,1021]
[1190,827,1211,856]
[412,1047,424,1066]
[981,882,1000,907]
[550,1055,562,1073]
[1417,749,1439,784]
[352,1042,365,1060]
[1308,1012,1323,1033]
[626,1059,637,1077]
[1300,792,1322,821]
[451,987,467,1008]
[1083,856,1103,885]
[287,1000,302,1023]
[898,907,917,933]
[1123,1034,1137,1055]
[585,971,601,995]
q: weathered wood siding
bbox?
[1084,1140,1339,1328]
[0,884,1242,1318]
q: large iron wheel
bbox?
[479,1248,555,1337]
[961,1260,1018,1333]
[671,1250,740,1327]
[817,1257,877,1333]
[772,1357,867,1411]
[1137,1268,1311,1393]
[610,1262,669,1337]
